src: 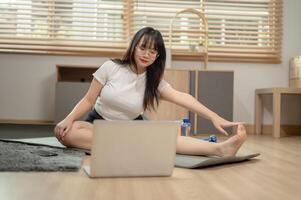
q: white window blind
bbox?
[132,1,206,52]
[132,0,282,63]
[0,0,282,63]
[204,0,282,63]
[0,0,126,55]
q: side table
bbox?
[255,87,301,138]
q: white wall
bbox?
[1,0,301,124]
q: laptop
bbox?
[83,120,180,178]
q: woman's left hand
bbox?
[211,115,244,136]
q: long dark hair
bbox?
[112,27,166,111]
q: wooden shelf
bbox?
[56,65,98,82]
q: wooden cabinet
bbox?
[55,66,191,123]
[55,65,233,135]
[55,65,97,123]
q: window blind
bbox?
[0,0,282,63]
[132,0,282,63]
[203,0,282,63]
[0,0,126,55]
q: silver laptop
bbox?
[83,120,180,178]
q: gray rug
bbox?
[0,139,86,172]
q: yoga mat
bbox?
[175,153,260,169]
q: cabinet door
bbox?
[145,70,190,120]
[55,66,97,123]
[189,71,234,134]
[55,82,90,123]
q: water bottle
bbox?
[201,135,217,143]
[181,118,191,136]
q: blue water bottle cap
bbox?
[183,118,190,123]
[209,135,217,142]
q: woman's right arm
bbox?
[54,78,103,140]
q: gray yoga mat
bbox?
[175,153,260,169]
[0,139,86,172]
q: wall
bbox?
[0,0,301,125]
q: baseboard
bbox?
[245,124,301,136]
[0,119,54,125]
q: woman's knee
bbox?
[57,121,79,147]
[59,121,92,148]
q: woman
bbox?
[54,27,247,156]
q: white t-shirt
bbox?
[93,60,171,120]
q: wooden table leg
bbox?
[273,92,281,138]
[255,93,263,135]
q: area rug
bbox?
[0,139,86,172]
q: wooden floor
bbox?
[0,135,301,200]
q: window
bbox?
[0,0,282,63]
[0,0,126,55]
[204,0,282,63]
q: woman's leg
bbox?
[58,121,93,150]
[176,124,247,157]
[56,122,247,157]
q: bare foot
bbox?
[218,124,247,157]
